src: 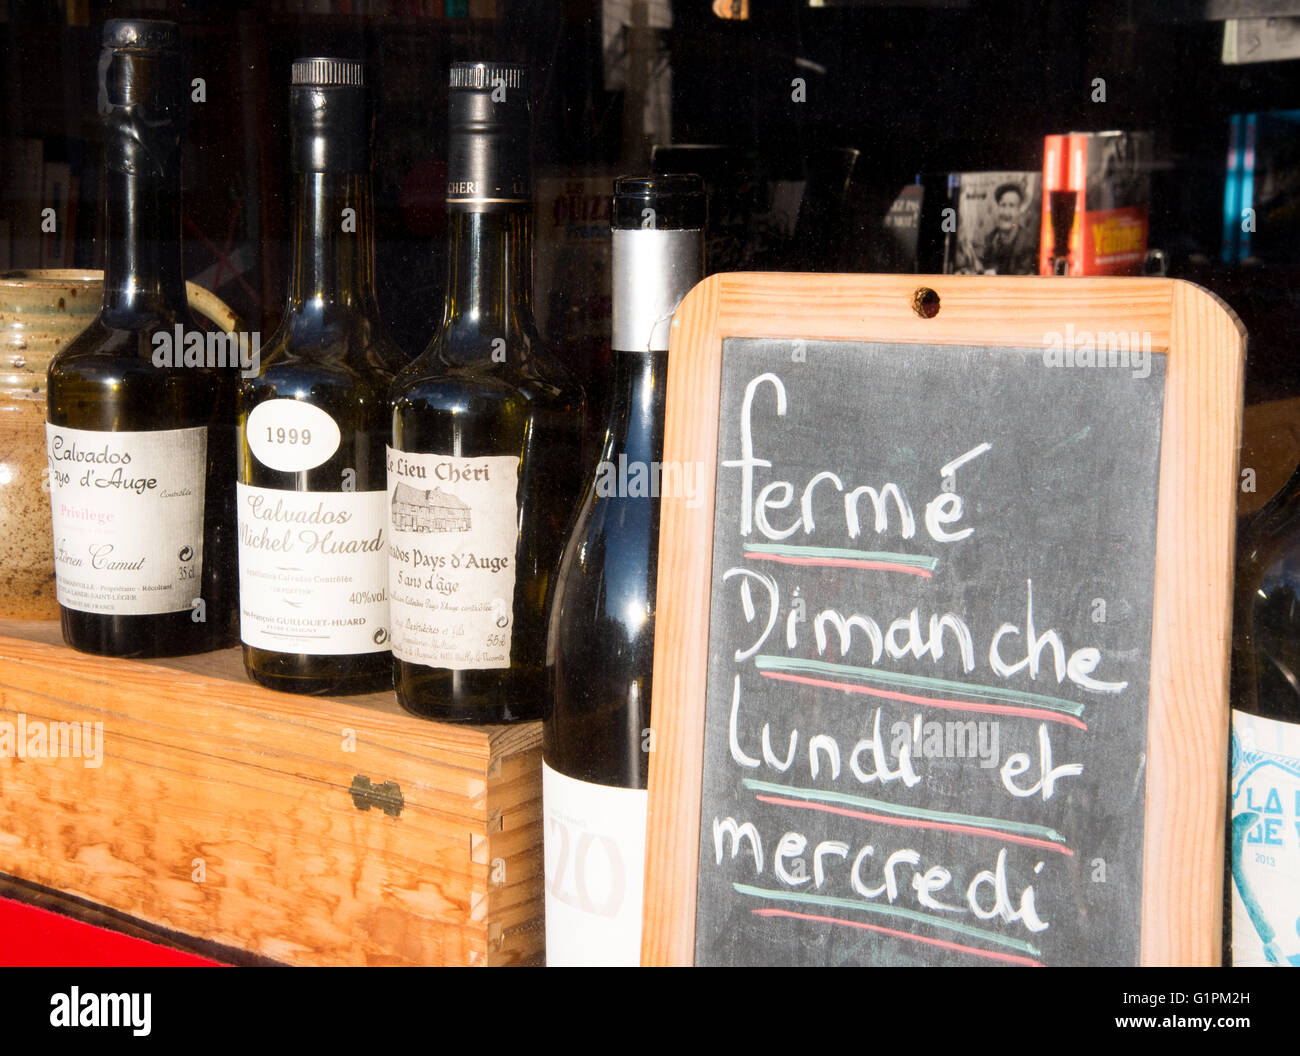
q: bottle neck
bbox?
[606,347,667,458]
[611,226,704,353]
[286,171,380,323]
[101,159,187,323]
[440,207,535,343]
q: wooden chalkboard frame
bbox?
[642,273,1245,967]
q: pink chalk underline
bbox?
[745,553,933,577]
[750,908,1044,967]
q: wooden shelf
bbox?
[0,620,543,966]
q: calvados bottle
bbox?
[388,63,585,723]
[237,58,406,695]
[46,19,237,657]
[1229,466,1300,966]
[542,174,705,965]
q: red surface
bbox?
[0,895,223,966]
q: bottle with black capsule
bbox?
[543,174,705,965]
[1228,466,1300,966]
[46,19,237,657]
[388,63,585,723]
[237,58,406,695]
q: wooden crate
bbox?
[0,620,543,965]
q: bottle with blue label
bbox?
[1230,462,1300,966]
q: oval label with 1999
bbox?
[246,399,341,472]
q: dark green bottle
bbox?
[388,63,585,723]
[46,19,237,657]
[1228,466,1300,965]
[237,58,406,695]
[542,175,705,964]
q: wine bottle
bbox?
[237,58,406,695]
[542,174,705,965]
[1229,466,1300,966]
[46,19,237,657]
[388,63,585,724]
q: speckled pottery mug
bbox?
[0,270,238,619]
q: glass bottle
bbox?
[237,57,406,695]
[1229,464,1300,966]
[46,19,237,657]
[388,63,585,723]
[543,174,705,965]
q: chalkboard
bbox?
[695,338,1164,966]
[643,274,1245,967]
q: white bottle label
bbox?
[1230,708,1300,967]
[386,447,519,670]
[46,423,206,616]
[236,483,389,654]
[542,762,647,967]
[246,398,341,473]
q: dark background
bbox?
[3,0,1298,405]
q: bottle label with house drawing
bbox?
[385,447,520,670]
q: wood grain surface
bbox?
[0,621,543,965]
